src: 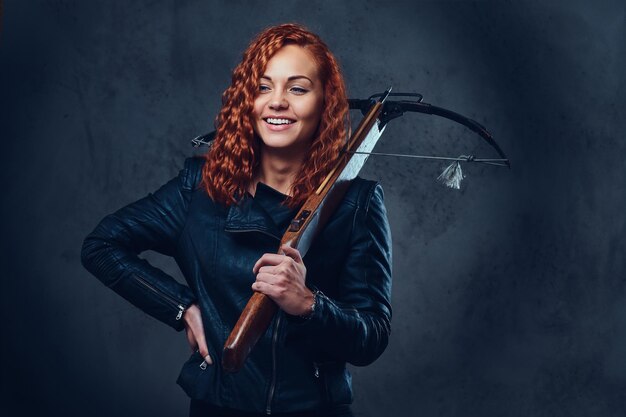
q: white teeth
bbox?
[266,118,294,125]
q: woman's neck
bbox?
[253,148,305,196]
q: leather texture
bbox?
[81,156,392,413]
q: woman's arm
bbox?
[300,183,392,366]
[265,182,392,366]
[80,157,204,331]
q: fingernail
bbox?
[205,355,213,365]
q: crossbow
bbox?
[191,88,510,372]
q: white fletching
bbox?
[437,161,464,189]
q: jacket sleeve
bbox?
[287,182,393,366]
[80,157,204,331]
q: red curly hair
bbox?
[201,23,349,208]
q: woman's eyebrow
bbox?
[261,75,313,83]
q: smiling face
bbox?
[252,44,325,157]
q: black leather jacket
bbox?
[81,156,392,414]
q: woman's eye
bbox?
[290,87,308,94]
[259,85,271,92]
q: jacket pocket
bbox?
[313,361,331,404]
[176,349,220,401]
[316,362,353,405]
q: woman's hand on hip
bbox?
[183,304,213,365]
[252,244,314,316]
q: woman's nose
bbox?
[269,91,288,110]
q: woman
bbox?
[81,23,392,417]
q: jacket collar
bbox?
[224,183,295,240]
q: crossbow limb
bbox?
[191,91,511,189]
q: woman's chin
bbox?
[262,138,295,148]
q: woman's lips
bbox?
[264,119,296,131]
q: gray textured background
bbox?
[1,1,625,416]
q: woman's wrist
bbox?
[297,289,317,319]
[183,303,199,324]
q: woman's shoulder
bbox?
[180,156,207,191]
[343,177,385,212]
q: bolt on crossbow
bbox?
[191,89,510,190]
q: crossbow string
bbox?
[190,91,510,189]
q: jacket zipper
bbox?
[265,312,282,414]
[228,227,282,414]
[132,274,186,321]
